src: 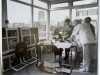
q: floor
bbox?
[3,64,97,75]
[3,54,97,75]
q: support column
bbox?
[47,3,51,40]
[2,0,8,28]
[47,3,51,25]
[68,2,73,20]
[31,0,34,27]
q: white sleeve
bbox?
[71,25,80,37]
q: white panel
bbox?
[7,0,31,26]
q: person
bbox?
[71,19,83,65]
[63,18,74,40]
[63,18,74,64]
[70,19,82,43]
[72,17,96,72]
[79,17,96,72]
[69,17,96,72]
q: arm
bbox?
[70,25,80,40]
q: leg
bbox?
[59,48,63,66]
[65,48,70,64]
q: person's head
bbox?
[72,19,82,26]
[5,19,9,24]
[64,18,71,25]
[84,17,92,23]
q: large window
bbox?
[51,3,68,9]
[34,8,48,40]
[34,8,48,24]
[73,0,97,6]
[19,0,31,4]
[50,10,69,25]
[75,7,98,18]
[7,0,31,27]
[34,0,47,8]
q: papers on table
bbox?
[53,41,72,49]
[56,67,71,73]
[53,41,72,57]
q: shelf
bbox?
[2,37,7,39]
[2,49,14,55]
[2,39,8,52]
[8,36,17,39]
[22,35,31,37]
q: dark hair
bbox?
[85,17,91,22]
[65,18,71,22]
[74,19,82,24]
[5,19,9,24]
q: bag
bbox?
[90,24,95,37]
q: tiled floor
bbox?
[3,64,96,75]
[3,54,97,75]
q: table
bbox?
[53,41,72,57]
[53,41,78,66]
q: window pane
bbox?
[50,10,69,25]
[20,0,31,3]
[51,3,68,9]
[88,7,98,15]
[34,8,47,24]
[7,0,32,27]
[34,8,48,40]
[34,0,47,8]
[75,7,98,18]
[73,0,97,6]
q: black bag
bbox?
[90,24,95,37]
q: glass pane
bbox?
[34,8,48,24]
[50,10,70,40]
[20,0,31,3]
[34,8,48,40]
[72,9,77,20]
[75,7,98,18]
[51,3,68,9]
[34,0,47,8]
[73,0,97,6]
[7,0,32,27]
[50,10,69,25]
[88,7,98,15]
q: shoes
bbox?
[79,68,86,72]
[79,64,89,72]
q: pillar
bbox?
[47,2,51,40]
[31,0,34,27]
[2,0,8,28]
[68,2,73,20]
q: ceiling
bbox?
[39,0,83,4]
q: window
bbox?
[73,0,97,6]
[20,0,31,4]
[88,7,98,15]
[76,7,98,17]
[7,0,31,27]
[51,3,68,9]
[50,10,69,25]
[34,8,47,24]
[72,9,77,20]
[34,0,47,8]
[34,8,48,40]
